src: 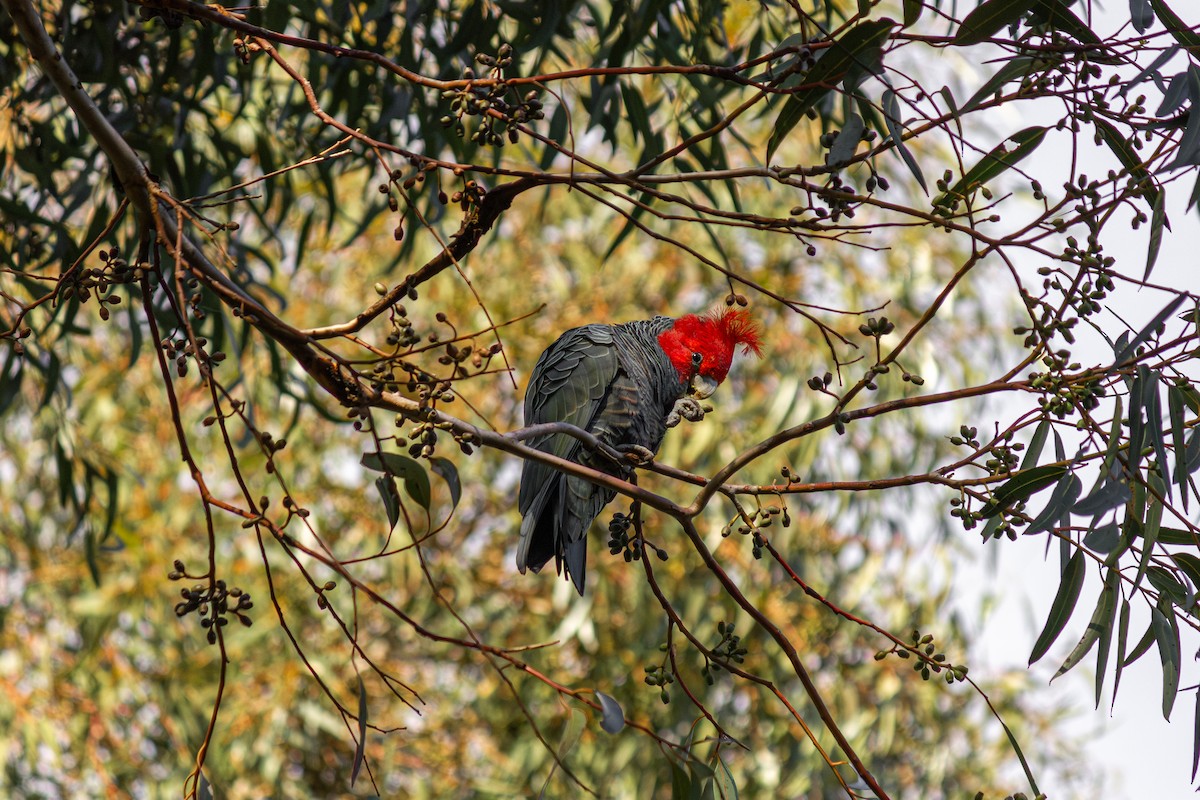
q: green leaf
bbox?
[1149,0,1200,57]
[1157,526,1200,546]
[766,19,897,163]
[1094,567,1120,707]
[1053,569,1117,682]
[936,126,1048,207]
[954,0,1028,45]
[1144,373,1170,490]
[1112,598,1131,708]
[1083,521,1121,553]
[1021,418,1051,471]
[1145,188,1167,281]
[595,691,625,734]
[902,0,923,27]
[375,475,401,533]
[362,452,432,511]
[1029,549,1085,665]
[671,759,693,800]
[1171,552,1200,592]
[1112,295,1186,367]
[1094,118,1160,209]
[350,674,368,786]
[1170,385,1189,510]
[1124,618,1158,667]
[1152,604,1181,719]
[1132,481,1164,593]
[962,57,1044,114]
[1148,565,1190,606]
[429,457,462,512]
[714,758,738,800]
[1031,0,1102,46]
[828,112,865,166]
[1027,471,1081,535]
[882,87,928,192]
[981,464,1067,518]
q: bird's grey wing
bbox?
[517,326,620,584]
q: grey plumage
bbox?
[516,317,687,594]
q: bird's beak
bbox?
[689,374,719,399]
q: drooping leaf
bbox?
[1152,604,1181,719]
[362,451,432,511]
[1133,482,1164,593]
[1083,521,1121,553]
[1029,549,1085,665]
[350,674,368,786]
[375,475,401,533]
[1027,471,1081,535]
[1094,118,1159,209]
[1148,0,1200,57]
[954,0,1028,46]
[714,757,738,800]
[1113,598,1131,708]
[1145,188,1167,281]
[1157,526,1200,545]
[429,457,462,512]
[936,126,1048,207]
[1030,0,1102,46]
[1053,569,1117,682]
[1094,567,1120,707]
[1129,0,1155,34]
[766,19,897,162]
[827,112,865,166]
[981,464,1067,518]
[882,87,928,192]
[961,57,1045,114]
[1169,385,1189,510]
[1021,418,1052,471]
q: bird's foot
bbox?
[615,443,656,466]
[665,396,711,428]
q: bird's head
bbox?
[658,308,763,398]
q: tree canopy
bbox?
[2,1,1200,798]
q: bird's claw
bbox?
[665,396,710,428]
[616,443,656,466]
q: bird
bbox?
[516,308,762,594]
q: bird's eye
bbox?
[691,352,703,366]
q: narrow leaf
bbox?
[1027,471,1081,535]
[1124,619,1157,667]
[1145,188,1167,281]
[1021,418,1052,471]
[1112,598,1131,708]
[1029,549,1085,665]
[1053,573,1116,681]
[1094,567,1120,707]
[1112,292,1184,370]
[1157,526,1200,545]
[1083,521,1121,553]
[1095,118,1159,208]
[827,113,865,166]
[981,464,1067,518]
[375,475,401,533]
[362,451,432,511]
[954,0,1028,45]
[882,88,928,192]
[936,127,1048,207]
[1148,0,1200,57]
[1170,385,1189,510]
[1193,687,1200,780]
[350,674,368,786]
[715,758,738,800]
[1152,604,1181,719]
[962,57,1042,114]
[1132,483,1165,593]
[1143,371,1170,490]
[766,19,897,162]
[429,457,462,512]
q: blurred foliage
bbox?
[3,0,1200,798]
